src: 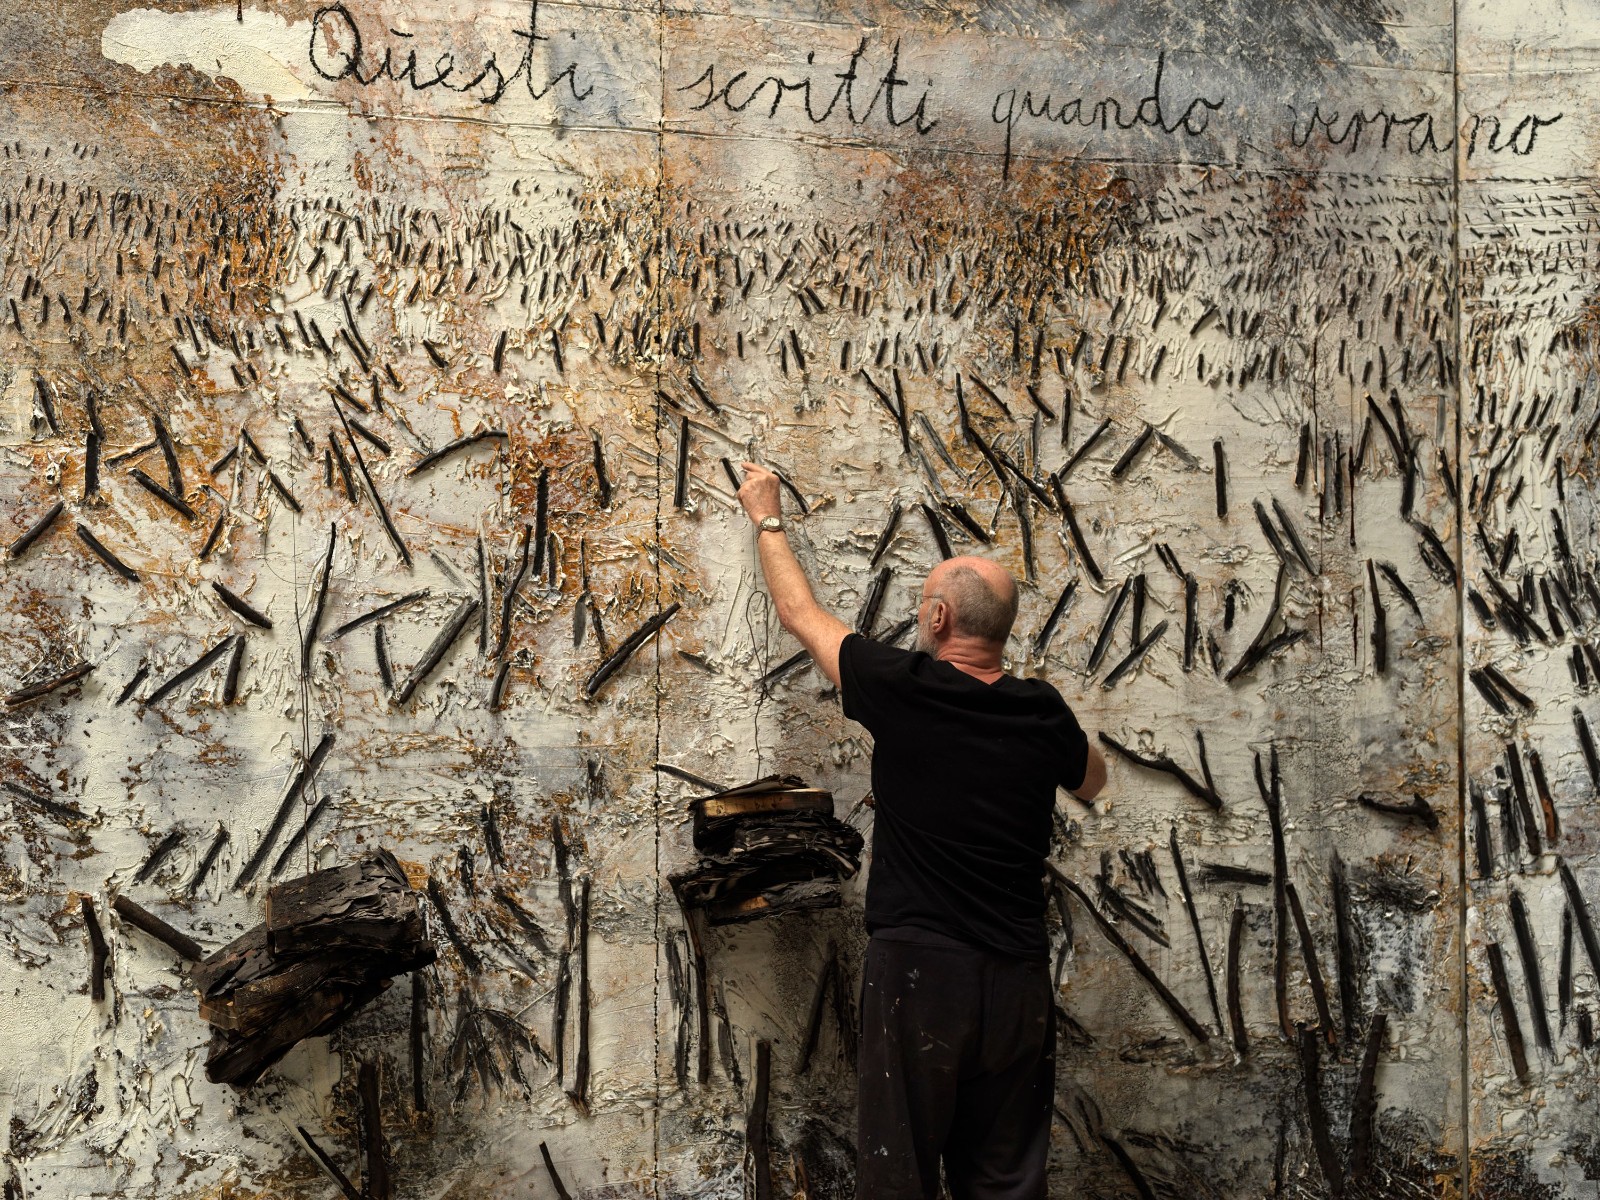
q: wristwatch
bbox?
[758,516,784,533]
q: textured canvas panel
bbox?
[0,2,1593,1197]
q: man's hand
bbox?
[738,462,783,525]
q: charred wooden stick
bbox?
[111,894,204,960]
[1050,868,1209,1042]
[1561,909,1575,1030]
[211,581,272,629]
[654,762,724,793]
[410,972,428,1114]
[1099,733,1220,809]
[1033,580,1078,657]
[325,589,430,640]
[1257,748,1292,1040]
[269,794,332,877]
[1575,708,1600,791]
[539,1143,573,1200]
[1225,566,1296,684]
[553,950,571,1085]
[797,946,838,1075]
[582,602,681,699]
[5,661,93,707]
[133,829,184,883]
[129,467,195,521]
[328,431,359,504]
[566,878,591,1112]
[1101,1134,1159,1200]
[1086,579,1131,674]
[1286,882,1336,1041]
[76,523,140,581]
[188,827,227,896]
[301,524,337,677]
[673,416,691,509]
[748,1039,773,1200]
[1529,752,1568,844]
[1272,498,1316,574]
[1510,888,1554,1054]
[532,468,550,576]
[1505,744,1543,858]
[426,876,481,974]
[297,1126,361,1200]
[1348,1012,1388,1178]
[144,634,239,708]
[150,412,183,498]
[3,779,86,826]
[493,526,533,661]
[919,503,953,560]
[1485,942,1531,1084]
[1558,859,1600,988]
[855,567,890,637]
[869,502,903,568]
[199,511,227,561]
[1110,424,1154,479]
[83,896,108,1001]
[1298,1026,1344,1199]
[1102,620,1167,689]
[1356,792,1439,830]
[1183,574,1198,671]
[1213,440,1228,518]
[234,732,335,888]
[1330,853,1359,1042]
[1054,489,1104,585]
[1226,898,1248,1057]
[375,624,394,691]
[7,500,63,559]
[1169,827,1222,1035]
[1061,417,1111,477]
[333,398,411,568]
[1366,560,1387,675]
[406,429,508,476]
[394,598,480,706]
[222,635,246,705]
[358,1060,392,1200]
[493,888,552,956]
[591,432,613,508]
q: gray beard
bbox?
[914,625,935,654]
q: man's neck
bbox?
[933,640,1005,683]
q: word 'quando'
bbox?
[309,1,592,105]
[992,51,1225,179]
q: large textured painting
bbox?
[1,0,1595,1196]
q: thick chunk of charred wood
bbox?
[200,851,435,1088]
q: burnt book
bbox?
[195,849,436,1088]
[673,777,863,925]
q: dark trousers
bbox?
[855,934,1054,1200]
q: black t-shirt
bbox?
[838,633,1089,961]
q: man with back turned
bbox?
[736,462,1108,1200]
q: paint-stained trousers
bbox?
[855,932,1054,1200]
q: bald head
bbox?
[924,557,1019,646]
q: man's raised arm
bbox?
[737,461,850,687]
